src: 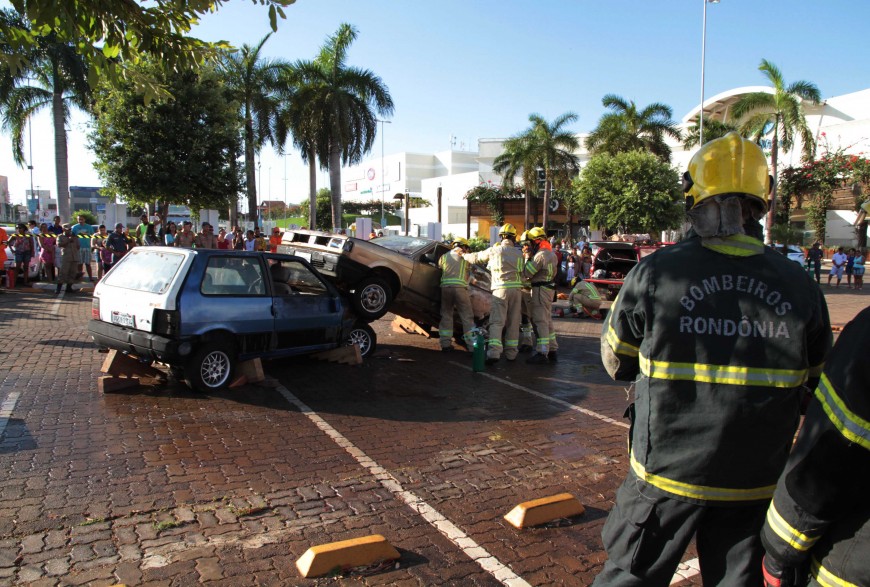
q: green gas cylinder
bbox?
[472,329,486,372]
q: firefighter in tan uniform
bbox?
[463,224,524,364]
[592,133,832,586]
[523,226,559,364]
[437,237,476,352]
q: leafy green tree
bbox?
[682,118,738,150]
[0,0,292,103]
[288,24,394,230]
[89,62,242,214]
[572,150,684,234]
[585,94,682,162]
[494,113,579,230]
[731,59,821,241]
[0,8,90,221]
[71,208,96,225]
[299,188,333,231]
[218,34,290,228]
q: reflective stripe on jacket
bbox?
[602,235,832,505]
[438,248,470,288]
[464,239,523,290]
[571,280,601,300]
[523,242,558,284]
[761,306,870,587]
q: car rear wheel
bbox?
[346,322,377,357]
[351,277,392,321]
[185,342,235,392]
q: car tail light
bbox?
[91,297,100,319]
[153,309,179,336]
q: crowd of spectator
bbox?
[2,212,284,291]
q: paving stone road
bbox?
[0,284,865,586]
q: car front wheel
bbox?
[346,322,377,358]
[351,277,392,321]
[185,342,235,392]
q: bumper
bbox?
[88,320,192,363]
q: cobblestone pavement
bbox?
[0,285,865,586]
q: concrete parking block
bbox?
[503,493,586,529]
[295,534,400,578]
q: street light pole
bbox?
[699,0,720,147]
[376,119,391,229]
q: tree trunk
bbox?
[244,103,258,228]
[765,125,780,244]
[328,143,342,230]
[308,145,317,229]
[542,171,551,231]
[52,64,70,221]
[524,189,530,230]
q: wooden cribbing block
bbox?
[503,493,586,529]
[98,376,141,394]
[312,344,362,365]
[390,316,433,337]
[236,358,265,383]
[100,350,167,381]
[295,534,399,578]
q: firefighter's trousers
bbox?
[439,286,475,349]
[487,288,522,360]
[592,473,767,587]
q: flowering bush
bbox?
[465,182,524,225]
[779,138,869,241]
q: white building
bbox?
[340,150,479,236]
[340,87,870,244]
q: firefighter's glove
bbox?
[762,554,800,587]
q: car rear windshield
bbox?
[103,249,186,294]
[373,235,431,256]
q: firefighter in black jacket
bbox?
[592,133,832,586]
[760,306,870,587]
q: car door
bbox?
[265,254,343,351]
[403,242,449,318]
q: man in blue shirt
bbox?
[70,215,95,282]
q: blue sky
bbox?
[3,0,870,207]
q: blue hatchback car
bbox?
[88,247,376,392]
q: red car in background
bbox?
[583,241,674,300]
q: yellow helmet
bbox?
[498,223,517,237]
[683,132,771,210]
[518,231,530,244]
[450,237,468,248]
[527,226,547,240]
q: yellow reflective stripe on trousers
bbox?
[815,373,870,450]
[765,503,819,552]
[811,556,859,587]
[639,355,808,388]
[605,325,639,357]
[630,452,775,501]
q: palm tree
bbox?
[586,94,682,162]
[682,118,738,150]
[494,113,580,230]
[0,9,90,221]
[275,69,328,229]
[731,59,821,240]
[286,24,393,230]
[218,34,288,228]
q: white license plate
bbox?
[110,312,135,328]
[295,251,311,262]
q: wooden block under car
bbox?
[236,358,265,383]
[312,344,362,365]
[98,375,142,394]
[100,350,167,381]
[390,316,434,337]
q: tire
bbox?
[346,322,377,358]
[185,342,235,392]
[350,277,392,321]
